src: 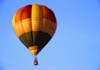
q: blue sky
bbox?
[0,0,100,70]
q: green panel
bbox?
[19,31,51,51]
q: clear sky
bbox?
[0,0,100,70]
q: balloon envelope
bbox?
[12,4,57,64]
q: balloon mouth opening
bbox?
[28,46,39,56]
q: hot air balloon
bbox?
[12,4,57,65]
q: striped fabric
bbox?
[12,4,57,56]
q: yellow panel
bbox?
[22,18,32,32]
[31,4,43,31]
[31,4,42,18]
[32,18,42,31]
[13,21,24,37]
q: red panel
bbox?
[15,5,32,22]
[15,7,24,22]
[21,5,32,20]
[41,5,56,23]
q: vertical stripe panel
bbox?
[41,5,57,36]
[20,5,33,47]
[31,4,43,44]
[31,4,43,31]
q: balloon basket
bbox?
[34,57,38,65]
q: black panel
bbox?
[19,31,51,51]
